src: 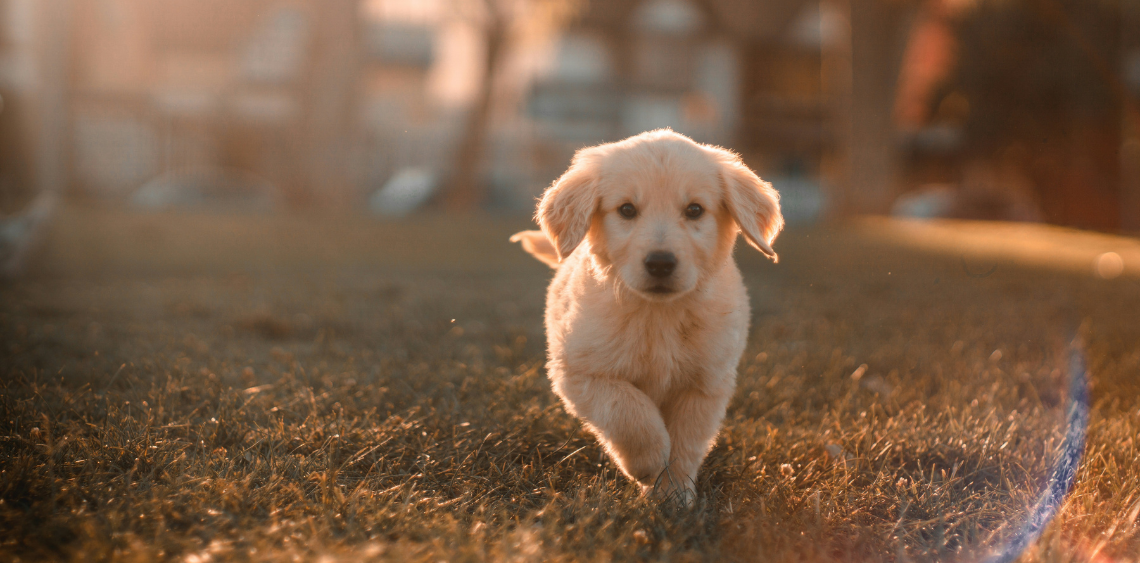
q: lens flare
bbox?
[983,337,1090,563]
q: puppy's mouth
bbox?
[628,279,692,301]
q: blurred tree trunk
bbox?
[303,0,360,209]
[35,0,74,199]
[1,0,69,278]
[446,17,507,212]
[828,0,913,216]
[1120,0,1140,232]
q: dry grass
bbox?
[1,206,1138,562]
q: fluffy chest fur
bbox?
[545,248,750,404]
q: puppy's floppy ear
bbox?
[710,147,784,262]
[509,230,560,268]
[537,150,599,261]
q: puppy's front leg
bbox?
[554,375,670,490]
[659,387,731,501]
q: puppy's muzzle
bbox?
[644,251,677,278]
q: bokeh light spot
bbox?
[1094,252,1124,280]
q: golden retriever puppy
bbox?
[512,129,783,502]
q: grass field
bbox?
[1,206,1138,562]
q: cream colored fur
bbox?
[511,129,783,503]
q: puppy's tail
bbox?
[510,230,560,268]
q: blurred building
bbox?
[1,0,1137,230]
[65,0,361,206]
[0,0,468,209]
[0,0,846,220]
[1,0,837,215]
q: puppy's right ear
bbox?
[537,151,599,261]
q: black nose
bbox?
[644,251,677,278]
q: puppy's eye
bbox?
[684,203,704,219]
[618,203,637,219]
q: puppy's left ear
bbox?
[509,230,560,268]
[710,147,784,262]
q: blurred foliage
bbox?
[949,0,1124,154]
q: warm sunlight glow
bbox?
[361,0,446,24]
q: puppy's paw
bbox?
[609,433,670,489]
[624,453,669,489]
[646,464,697,506]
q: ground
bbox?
[1,206,1138,562]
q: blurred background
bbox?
[1,0,1139,242]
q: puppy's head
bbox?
[537,129,783,300]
